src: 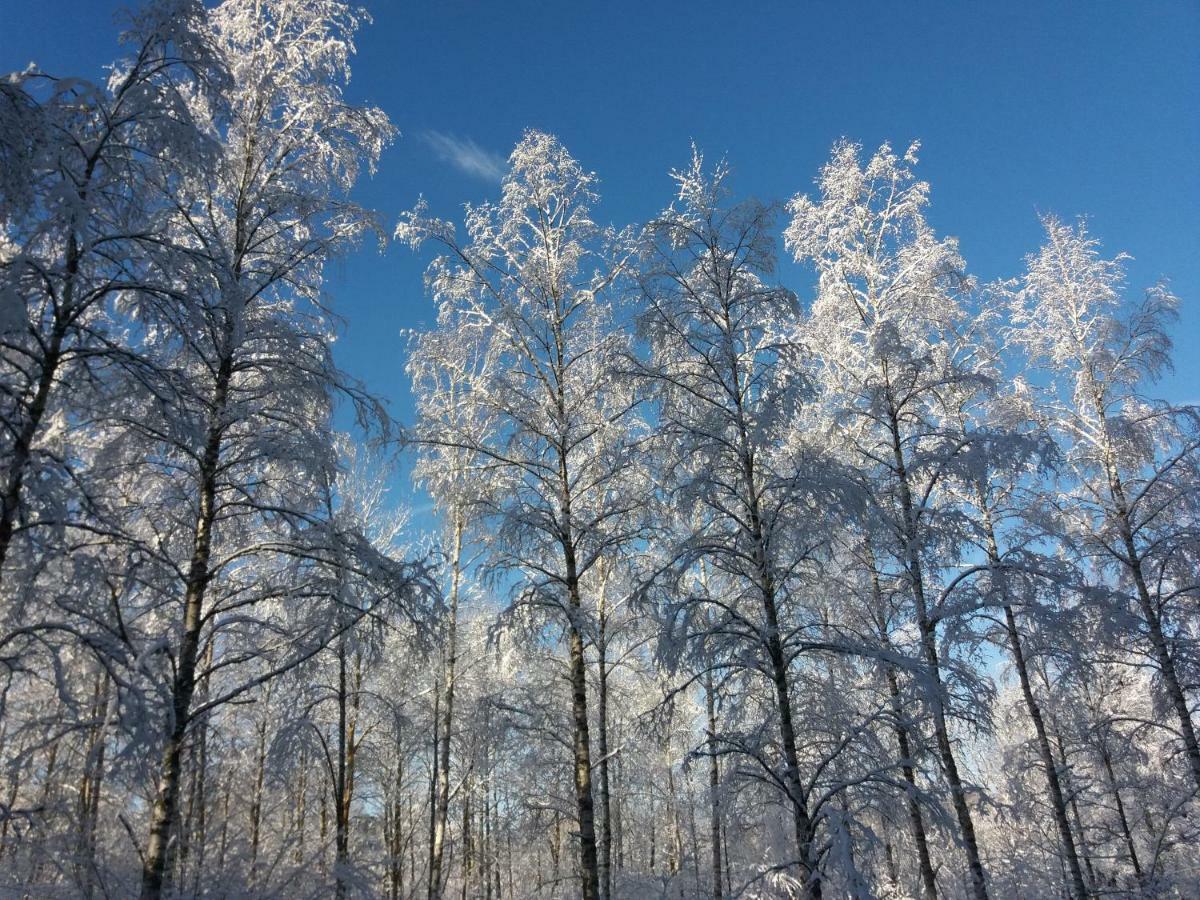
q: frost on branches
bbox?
[1,5,1198,900]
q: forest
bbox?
[1,1,1198,898]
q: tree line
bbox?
[1,2,1197,899]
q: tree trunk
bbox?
[334,643,363,899]
[1111,473,1200,791]
[975,494,1086,900]
[389,733,404,900]
[666,745,682,878]
[430,515,463,900]
[726,306,821,897]
[762,613,821,898]
[1098,734,1142,880]
[597,591,613,900]
[217,779,231,874]
[295,746,309,866]
[705,673,724,900]
[1086,385,1200,792]
[888,408,988,900]
[560,502,599,900]
[77,671,110,899]
[140,352,231,900]
[885,665,938,900]
[427,684,440,898]
[1045,720,1096,892]
[867,543,938,900]
[722,824,732,899]
[1002,604,1087,899]
[567,614,600,900]
[248,683,271,885]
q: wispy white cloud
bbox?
[421,130,506,183]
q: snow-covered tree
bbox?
[399,130,647,900]
[3,5,1196,893]
[105,2,405,894]
[1010,215,1200,792]
[638,150,836,898]
[787,140,993,900]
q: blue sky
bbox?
[5,0,1198,426]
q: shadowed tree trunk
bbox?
[429,515,463,899]
[867,542,938,900]
[597,581,613,900]
[705,672,724,900]
[141,350,232,900]
[1101,450,1200,792]
[973,495,1086,900]
[888,405,988,900]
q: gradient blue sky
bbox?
[5,0,1198,426]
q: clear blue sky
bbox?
[5,0,1198,424]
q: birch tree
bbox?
[115,2,400,894]
[787,140,993,900]
[1010,215,1200,792]
[0,0,219,614]
[399,130,646,900]
[638,150,833,897]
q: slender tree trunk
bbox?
[190,643,214,897]
[320,781,329,876]
[0,732,18,862]
[686,769,703,898]
[493,776,503,900]
[1098,735,1142,880]
[745,474,821,896]
[462,771,474,900]
[665,744,682,878]
[867,544,938,900]
[705,672,724,900]
[334,642,362,899]
[390,732,404,900]
[885,665,938,900]
[648,791,656,873]
[724,304,821,897]
[722,824,732,899]
[140,351,231,900]
[427,684,440,898]
[1109,471,1200,791]
[888,408,988,900]
[1073,380,1200,793]
[508,809,515,900]
[77,672,110,899]
[296,746,309,866]
[1048,723,1097,892]
[335,639,349,899]
[26,707,66,887]
[408,798,417,894]
[560,506,599,900]
[1001,604,1087,898]
[567,613,600,900]
[597,593,613,900]
[614,746,624,875]
[430,515,463,899]
[217,779,230,874]
[974,494,1086,900]
[248,683,272,884]
[764,585,822,897]
[551,804,562,887]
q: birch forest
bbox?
[1,2,1198,898]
